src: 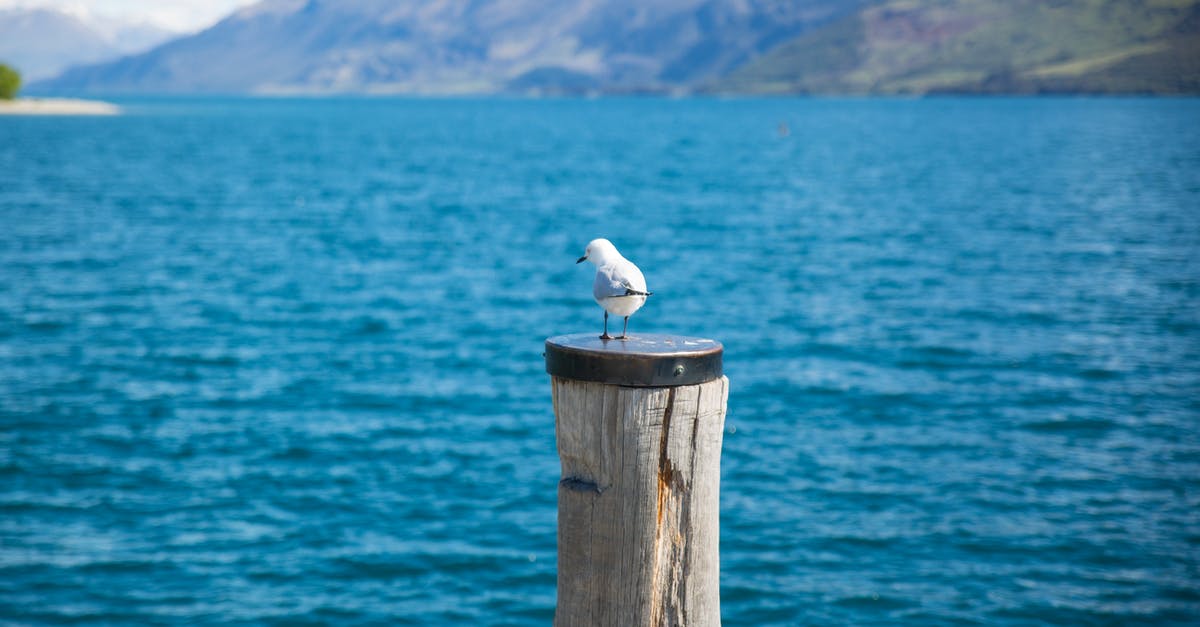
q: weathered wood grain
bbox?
[553,375,728,626]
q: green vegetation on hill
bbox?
[716,0,1200,94]
[0,63,20,99]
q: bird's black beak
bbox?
[576,256,587,264]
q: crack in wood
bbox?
[560,477,604,494]
[655,387,677,528]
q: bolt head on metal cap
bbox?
[545,333,723,387]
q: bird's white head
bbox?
[576,238,620,266]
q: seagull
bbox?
[577,238,652,340]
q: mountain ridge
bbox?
[32,0,1200,95]
[714,0,1200,95]
[37,0,860,95]
[0,7,175,82]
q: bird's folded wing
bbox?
[594,264,651,299]
[593,269,628,299]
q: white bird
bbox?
[577,238,653,340]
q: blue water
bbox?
[2,97,1198,625]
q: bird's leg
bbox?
[617,316,629,340]
[600,311,612,340]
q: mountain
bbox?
[715,0,1200,95]
[0,8,176,82]
[37,0,863,94]
[32,0,1200,95]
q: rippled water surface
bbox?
[2,97,1199,624]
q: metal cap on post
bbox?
[545,333,723,387]
[546,332,727,627]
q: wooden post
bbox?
[545,333,728,626]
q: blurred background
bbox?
[1,1,1199,624]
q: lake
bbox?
[1,97,1198,624]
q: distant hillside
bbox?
[0,8,175,81]
[37,0,862,94]
[31,0,1200,95]
[716,0,1200,94]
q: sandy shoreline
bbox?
[0,98,121,116]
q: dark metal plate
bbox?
[545,333,723,387]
